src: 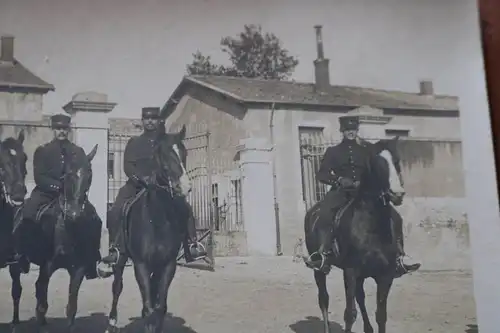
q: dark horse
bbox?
[105,125,191,333]
[304,136,406,333]
[0,130,28,332]
[14,144,100,333]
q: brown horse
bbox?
[304,137,405,333]
[104,126,192,333]
[0,131,28,333]
[14,144,100,333]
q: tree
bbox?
[186,24,299,80]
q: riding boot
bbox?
[183,206,207,263]
[97,228,126,278]
[84,209,101,280]
[305,226,336,272]
[392,219,421,278]
[10,218,31,274]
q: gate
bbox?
[107,130,218,266]
[299,131,339,210]
[182,131,215,265]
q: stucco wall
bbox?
[0,92,45,122]
[166,94,468,268]
[244,106,467,264]
[0,90,49,195]
[168,87,248,173]
[168,88,249,255]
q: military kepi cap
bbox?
[339,115,360,131]
[50,114,71,129]
[141,107,161,119]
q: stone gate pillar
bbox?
[346,105,393,140]
[237,138,277,256]
[63,92,116,227]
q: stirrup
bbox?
[189,242,207,259]
[305,251,326,271]
[101,247,120,266]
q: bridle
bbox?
[58,168,90,219]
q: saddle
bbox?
[12,199,57,233]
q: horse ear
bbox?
[18,129,25,144]
[87,144,98,162]
[178,124,186,140]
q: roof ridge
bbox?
[189,75,456,99]
[0,57,54,91]
[171,75,459,112]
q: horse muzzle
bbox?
[3,182,26,207]
[5,195,24,207]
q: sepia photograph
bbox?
[0,0,493,332]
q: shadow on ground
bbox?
[125,315,197,333]
[465,323,478,333]
[290,316,343,333]
[0,312,197,333]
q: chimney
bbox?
[313,25,330,91]
[419,80,434,95]
[1,35,14,62]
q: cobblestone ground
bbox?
[0,257,477,333]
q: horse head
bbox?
[368,136,405,206]
[0,130,28,207]
[61,144,98,221]
[152,124,192,197]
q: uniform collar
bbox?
[52,138,70,146]
[142,130,157,139]
[341,137,362,145]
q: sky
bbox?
[0,0,480,119]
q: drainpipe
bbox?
[269,102,283,256]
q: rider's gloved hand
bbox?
[338,177,356,189]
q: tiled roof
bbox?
[184,75,458,111]
[0,59,54,92]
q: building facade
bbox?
[104,26,467,268]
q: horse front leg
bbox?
[313,269,331,333]
[133,262,154,331]
[106,254,128,333]
[9,264,22,333]
[65,265,86,333]
[35,262,54,333]
[374,275,393,333]
[150,259,177,333]
[343,268,358,333]
[355,277,374,333]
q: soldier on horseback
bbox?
[98,107,205,276]
[305,115,421,277]
[14,114,101,276]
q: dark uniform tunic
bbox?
[107,131,158,247]
[23,139,88,221]
[107,130,199,255]
[316,137,405,256]
[317,139,370,188]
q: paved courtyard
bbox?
[0,257,477,333]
